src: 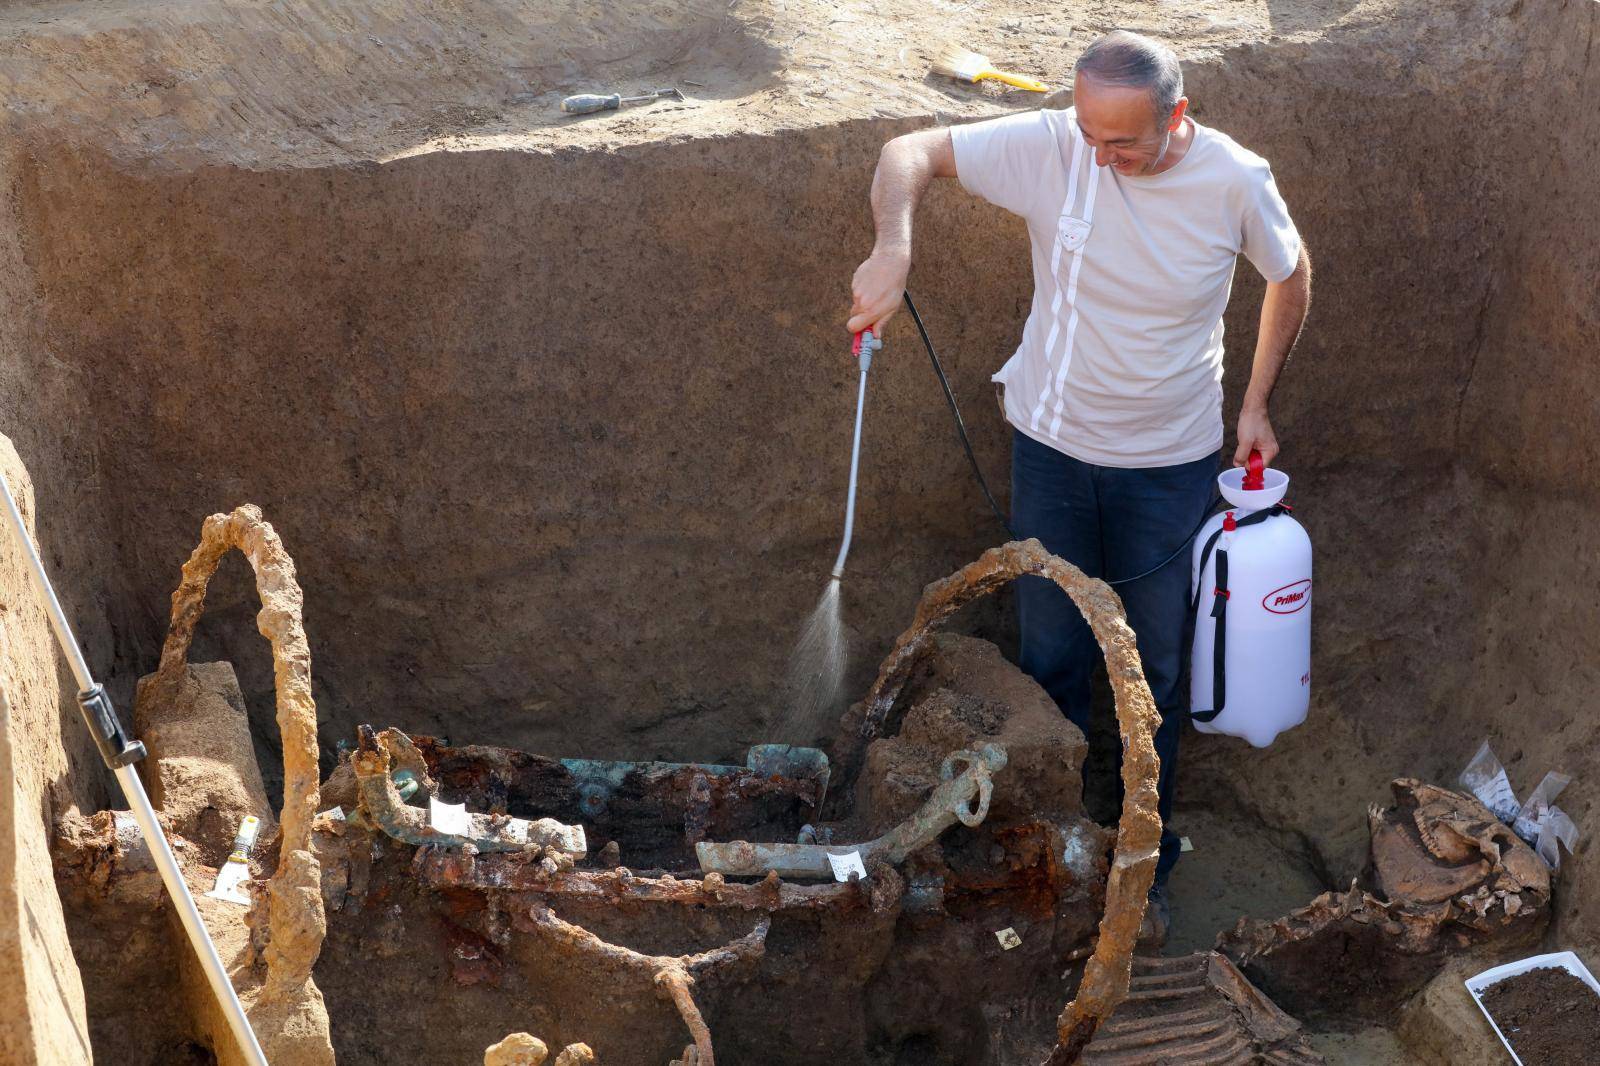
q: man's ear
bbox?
[1166,97,1189,133]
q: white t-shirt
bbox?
[950,107,1301,468]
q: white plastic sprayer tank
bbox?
[1189,453,1311,747]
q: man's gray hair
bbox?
[1074,31,1184,122]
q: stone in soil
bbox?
[1480,966,1600,1066]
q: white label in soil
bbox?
[995,927,1022,950]
[429,797,471,836]
[827,850,867,882]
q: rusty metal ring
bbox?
[854,539,1163,1064]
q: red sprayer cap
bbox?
[1223,510,1237,532]
[1243,449,1266,491]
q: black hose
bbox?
[902,291,1013,537]
[902,289,1221,588]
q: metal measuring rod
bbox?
[830,328,881,580]
[0,472,269,1065]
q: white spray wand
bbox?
[831,328,881,579]
[0,472,269,1065]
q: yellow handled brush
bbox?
[933,48,1050,92]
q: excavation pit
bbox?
[2,0,1599,1062]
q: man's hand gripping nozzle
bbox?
[831,329,882,581]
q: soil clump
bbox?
[1480,966,1600,1066]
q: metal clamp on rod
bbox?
[76,683,146,768]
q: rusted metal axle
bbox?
[354,725,588,857]
[413,849,872,913]
[514,900,770,1066]
[407,734,828,869]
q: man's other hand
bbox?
[847,249,910,335]
[1234,403,1279,467]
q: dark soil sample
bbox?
[1481,965,1600,1065]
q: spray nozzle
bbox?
[852,329,881,373]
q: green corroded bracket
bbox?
[694,743,1006,880]
[560,743,830,818]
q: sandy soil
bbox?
[1160,804,1418,1063]
[1162,806,1330,957]
[0,0,1394,169]
[1307,1027,1413,1065]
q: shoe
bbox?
[1137,883,1170,949]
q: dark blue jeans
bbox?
[1011,430,1219,887]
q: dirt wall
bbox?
[1433,0,1600,948]
[0,140,124,1062]
[9,0,1564,838]
[0,441,97,1066]
[13,125,1027,779]
[1182,0,1600,961]
[10,5,1521,777]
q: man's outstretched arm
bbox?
[847,128,958,336]
[1234,243,1312,466]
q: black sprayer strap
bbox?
[1188,527,1226,619]
[1191,504,1288,725]
[1192,548,1230,723]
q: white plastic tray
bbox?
[1465,950,1600,1065]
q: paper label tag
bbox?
[1180,836,1194,853]
[995,927,1022,950]
[1474,768,1521,823]
[429,797,471,836]
[319,806,346,821]
[827,850,866,882]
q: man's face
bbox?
[1073,73,1186,176]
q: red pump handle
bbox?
[852,329,872,357]
[1243,449,1265,491]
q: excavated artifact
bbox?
[484,1032,597,1066]
[1219,778,1550,1021]
[147,504,334,1064]
[1371,778,1549,907]
[351,725,587,859]
[694,743,1006,878]
[1082,952,1324,1065]
[514,901,769,1066]
[311,632,1111,1063]
[841,539,1163,1064]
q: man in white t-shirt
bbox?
[847,31,1311,945]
